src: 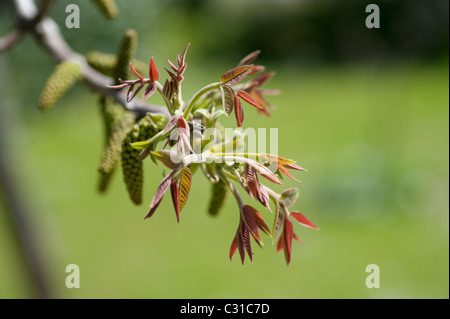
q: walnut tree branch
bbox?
[9,0,169,118]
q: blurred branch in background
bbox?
[0,57,53,299]
[1,0,169,118]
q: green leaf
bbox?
[130,140,152,150]
[280,188,299,208]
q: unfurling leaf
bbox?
[278,165,301,183]
[229,235,238,260]
[129,62,143,80]
[244,205,271,237]
[283,218,294,265]
[220,85,235,117]
[237,91,263,109]
[283,163,307,171]
[234,95,244,127]
[220,64,253,86]
[178,167,192,211]
[170,180,180,223]
[142,83,157,100]
[280,188,299,208]
[290,212,318,230]
[241,222,252,262]
[237,229,245,264]
[276,237,283,252]
[242,206,262,245]
[238,50,261,66]
[145,171,175,219]
[249,162,282,185]
[149,57,159,81]
[162,115,179,134]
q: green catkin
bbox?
[91,0,119,19]
[208,180,228,216]
[38,60,82,111]
[98,97,135,193]
[113,29,137,85]
[121,118,159,205]
[86,51,147,77]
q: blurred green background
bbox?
[0,0,448,298]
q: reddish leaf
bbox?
[229,236,237,260]
[238,50,261,66]
[177,116,190,138]
[244,205,271,237]
[290,212,318,230]
[129,62,143,80]
[251,90,269,112]
[242,206,261,245]
[257,186,271,212]
[237,91,263,109]
[142,83,157,100]
[180,42,190,67]
[234,95,244,127]
[129,82,145,102]
[162,115,179,134]
[149,57,159,81]
[180,132,194,154]
[178,167,192,211]
[237,229,245,265]
[250,71,274,88]
[145,171,175,219]
[249,162,282,185]
[247,65,266,76]
[283,218,293,265]
[162,79,172,98]
[278,165,301,183]
[170,180,180,223]
[220,65,253,86]
[126,83,136,102]
[293,232,304,243]
[246,165,260,199]
[165,68,177,82]
[276,237,283,252]
[241,223,252,262]
[167,58,178,73]
[283,163,306,171]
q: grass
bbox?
[0,62,448,298]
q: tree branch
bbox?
[9,0,169,118]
